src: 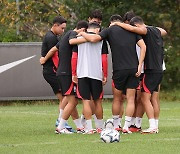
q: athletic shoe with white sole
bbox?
[141,128,159,134]
[76,128,86,134]
[55,119,60,127]
[83,130,94,135]
[122,128,132,134]
[55,128,73,134]
[129,125,141,132]
[96,128,103,133]
[114,125,122,132]
[55,119,74,132]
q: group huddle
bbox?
[40,10,167,135]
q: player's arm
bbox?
[40,46,58,65]
[156,27,167,36]
[102,54,108,85]
[69,37,87,45]
[71,51,78,84]
[111,22,147,35]
[79,32,102,43]
[136,39,146,77]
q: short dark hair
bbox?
[89,9,102,21]
[76,20,88,30]
[88,22,101,29]
[109,14,123,22]
[130,16,144,26]
[53,16,67,25]
[123,11,136,22]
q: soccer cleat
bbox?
[64,123,75,132]
[129,125,141,132]
[83,130,94,135]
[114,126,122,132]
[55,119,60,127]
[141,128,159,134]
[55,120,74,132]
[76,128,86,134]
[96,128,103,133]
[55,128,73,134]
[122,128,132,134]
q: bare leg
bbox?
[125,88,136,116]
[112,88,123,115]
[56,92,63,111]
[83,100,92,120]
[151,91,160,119]
[135,90,144,118]
[141,92,156,130]
[94,99,103,119]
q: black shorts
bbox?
[112,80,126,95]
[43,72,61,94]
[57,75,75,96]
[112,69,140,91]
[142,73,163,94]
[77,77,103,100]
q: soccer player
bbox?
[40,21,89,134]
[74,14,146,134]
[80,9,104,130]
[112,16,167,133]
[122,11,145,132]
[40,16,71,128]
[112,11,137,131]
[88,9,102,25]
[70,22,108,134]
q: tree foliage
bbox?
[0,0,179,89]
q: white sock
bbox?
[73,118,83,129]
[57,118,66,130]
[135,117,142,128]
[81,114,86,126]
[97,119,104,129]
[86,119,93,131]
[149,118,156,129]
[119,118,122,127]
[123,116,132,130]
[92,114,98,128]
[155,119,159,128]
[58,109,63,121]
[130,117,136,126]
[113,115,120,128]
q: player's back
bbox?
[142,26,164,72]
[101,25,140,71]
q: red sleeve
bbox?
[52,51,59,69]
[71,52,78,76]
[102,54,108,78]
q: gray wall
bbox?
[0,43,113,100]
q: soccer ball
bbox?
[104,119,114,129]
[100,129,120,143]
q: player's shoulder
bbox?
[146,26,161,36]
[45,31,57,39]
[146,26,159,32]
[68,30,77,36]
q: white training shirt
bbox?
[77,35,103,81]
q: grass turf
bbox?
[0,100,180,154]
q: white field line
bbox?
[1,138,180,147]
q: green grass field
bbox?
[0,99,180,154]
